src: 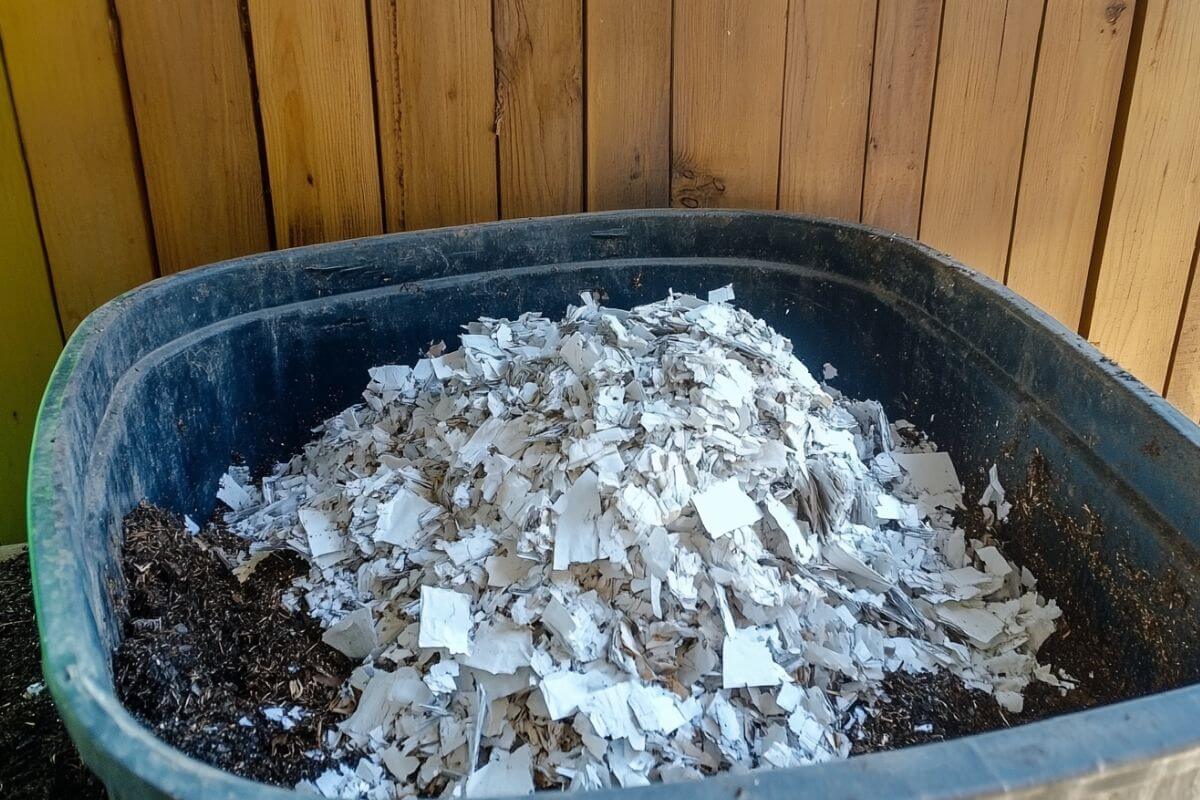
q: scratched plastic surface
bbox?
[28,211,1200,798]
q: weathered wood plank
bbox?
[1006,0,1132,328]
[861,0,941,237]
[494,0,583,219]
[1090,0,1200,391]
[920,0,1044,280]
[671,0,789,209]
[0,57,63,544]
[778,0,877,221]
[0,0,157,330]
[117,0,271,272]
[371,0,498,231]
[586,0,671,210]
[248,0,382,246]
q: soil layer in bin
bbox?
[113,504,352,788]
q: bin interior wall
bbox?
[32,212,1200,799]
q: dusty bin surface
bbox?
[28,210,1200,799]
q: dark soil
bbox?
[0,552,105,799]
[113,503,351,788]
[851,670,1012,753]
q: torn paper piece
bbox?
[299,508,345,562]
[217,471,253,511]
[552,470,601,570]
[460,619,533,675]
[540,671,599,720]
[975,545,1013,578]
[722,631,792,689]
[979,464,1013,522]
[321,607,377,660]
[465,744,535,798]
[893,451,962,498]
[692,478,762,537]
[375,487,443,547]
[763,494,814,563]
[541,596,605,662]
[580,683,645,748]
[707,284,735,304]
[424,660,460,694]
[627,684,688,734]
[935,603,1005,645]
[418,585,473,655]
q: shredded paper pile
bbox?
[216,289,1070,799]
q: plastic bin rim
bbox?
[27,209,1200,799]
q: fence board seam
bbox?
[0,40,63,341]
[238,0,278,252]
[106,0,160,280]
[856,0,881,224]
[773,0,793,210]
[364,0,389,231]
[1162,222,1200,399]
[1079,0,1148,339]
[915,0,946,237]
[1001,0,1049,287]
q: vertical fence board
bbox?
[0,57,62,544]
[248,0,382,247]
[494,0,583,219]
[372,0,498,231]
[0,0,157,331]
[920,0,1043,280]
[861,0,941,237]
[672,0,788,209]
[1006,0,1131,328]
[117,0,270,273]
[778,0,876,221]
[586,0,671,211]
[1090,0,1200,391]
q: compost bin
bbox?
[28,211,1200,798]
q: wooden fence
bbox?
[2,0,1200,543]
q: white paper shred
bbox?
[418,585,473,655]
[692,478,762,537]
[218,289,1066,799]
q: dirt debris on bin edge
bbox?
[111,495,1135,786]
[0,551,106,799]
[113,502,352,788]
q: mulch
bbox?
[112,503,352,788]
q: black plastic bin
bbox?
[28,210,1200,798]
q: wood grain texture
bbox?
[586,0,671,211]
[920,0,1044,280]
[372,0,498,231]
[0,0,156,331]
[778,0,877,221]
[672,0,789,209]
[248,0,382,246]
[861,0,942,237]
[1006,0,1131,328]
[494,0,583,219]
[1169,252,1200,420]
[1090,0,1200,390]
[0,59,62,544]
[117,0,270,272]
